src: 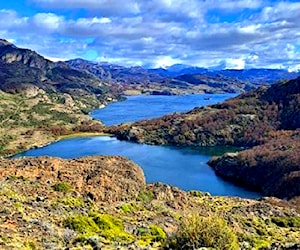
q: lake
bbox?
[17,93,260,198]
[91,94,237,126]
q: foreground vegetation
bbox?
[0,156,299,249]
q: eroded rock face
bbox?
[0,156,146,202]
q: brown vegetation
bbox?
[110,77,300,199]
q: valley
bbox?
[0,39,299,249]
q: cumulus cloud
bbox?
[0,0,299,70]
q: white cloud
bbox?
[0,1,299,69]
[288,65,300,72]
[224,58,246,69]
[32,13,64,32]
[153,56,182,69]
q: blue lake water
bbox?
[91,94,237,126]
[17,93,260,198]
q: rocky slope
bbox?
[0,40,121,157]
[0,40,118,100]
[109,77,300,199]
[0,156,300,249]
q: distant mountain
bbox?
[151,64,208,77]
[67,59,257,94]
[0,40,116,102]
[151,64,299,85]
[214,68,299,85]
[66,58,165,83]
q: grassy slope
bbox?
[0,175,299,249]
[0,90,104,157]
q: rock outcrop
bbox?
[0,156,145,202]
[0,156,299,249]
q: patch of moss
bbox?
[137,189,154,203]
[119,203,139,213]
[149,224,167,241]
[73,233,100,248]
[23,241,37,250]
[52,182,73,193]
[136,224,166,247]
[243,236,271,249]
[243,217,270,236]
[14,202,24,213]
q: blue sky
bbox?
[0,0,300,70]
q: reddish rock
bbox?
[0,156,146,202]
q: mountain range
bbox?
[1,38,298,97]
[67,59,299,94]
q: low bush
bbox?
[52,182,73,193]
[164,213,239,250]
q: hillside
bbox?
[109,77,300,199]
[0,156,299,249]
[0,40,120,157]
[0,40,117,99]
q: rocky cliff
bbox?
[0,39,118,101]
[208,133,300,199]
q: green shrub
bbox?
[149,224,167,241]
[119,203,139,213]
[52,182,73,193]
[137,189,154,203]
[137,225,167,247]
[271,217,300,228]
[164,214,239,250]
[54,197,84,208]
[188,190,210,198]
[23,241,37,250]
[64,213,134,243]
[243,236,271,249]
[63,215,99,233]
[89,213,134,243]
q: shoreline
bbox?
[7,132,114,159]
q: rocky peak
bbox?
[0,43,54,70]
[0,39,16,47]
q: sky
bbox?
[0,0,300,70]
